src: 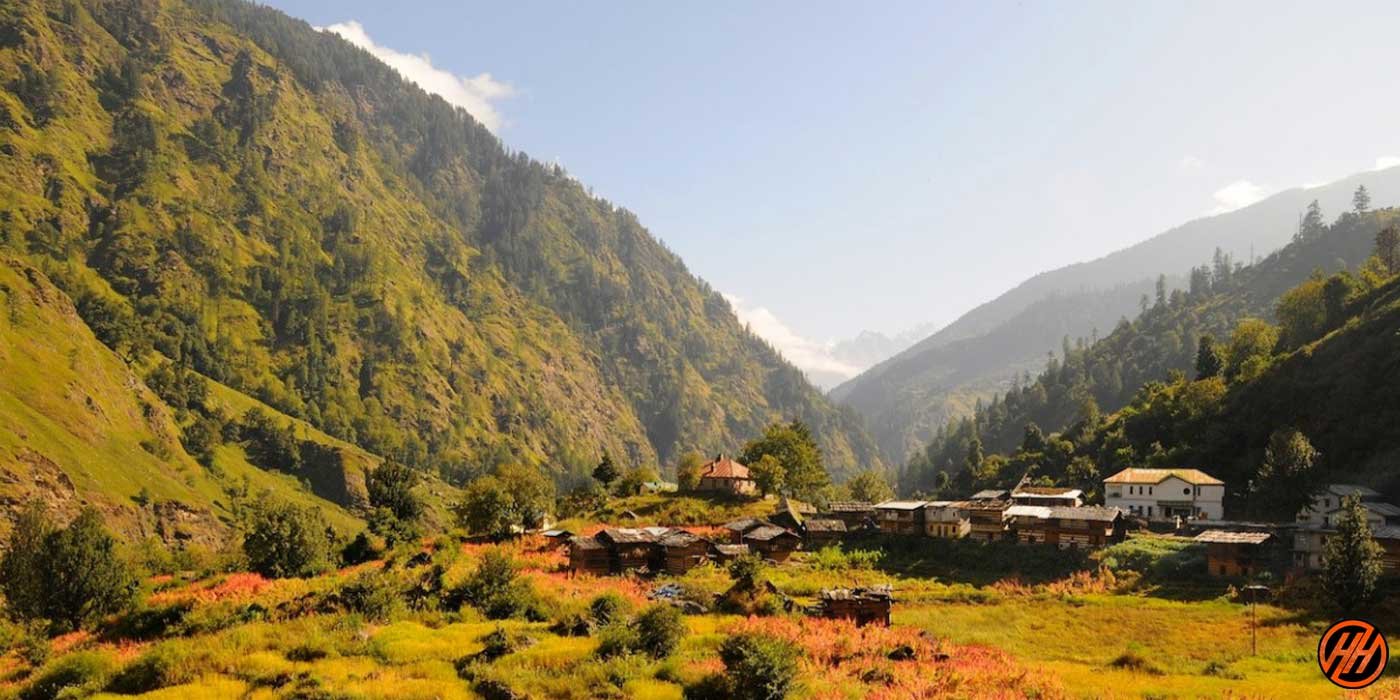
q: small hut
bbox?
[743,525,802,562]
[567,535,610,576]
[1195,530,1274,577]
[713,543,750,563]
[803,519,848,548]
[815,585,892,626]
[658,529,713,575]
[722,517,769,544]
[596,528,661,572]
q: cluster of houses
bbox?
[561,451,1400,582]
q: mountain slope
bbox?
[902,207,1393,495]
[835,168,1400,462]
[0,0,879,496]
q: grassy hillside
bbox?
[0,0,880,514]
[0,256,364,541]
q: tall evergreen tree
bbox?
[1323,493,1384,613]
[1353,184,1371,214]
[1194,335,1224,379]
[592,452,620,488]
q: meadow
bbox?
[3,496,1398,699]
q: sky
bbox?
[266,0,1400,379]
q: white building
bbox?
[1103,468,1224,521]
[1295,484,1386,526]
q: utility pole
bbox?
[1243,584,1269,656]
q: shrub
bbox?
[809,545,883,571]
[1108,650,1164,675]
[1201,659,1243,679]
[242,496,332,579]
[549,609,593,637]
[0,505,139,632]
[595,622,641,659]
[456,549,540,620]
[634,604,685,658]
[340,531,386,566]
[728,554,768,585]
[718,633,800,700]
[588,591,632,627]
[339,571,403,622]
[106,643,195,694]
[22,652,113,700]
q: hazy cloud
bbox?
[1210,179,1267,214]
[723,293,862,383]
[319,20,515,132]
[1177,155,1205,173]
[1375,156,1400,171]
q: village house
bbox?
[822,501,877,529]
[1010,486,1084,508]
[595,527,667,572]
[742,524,803,562]
[567,535,611,576]
[1103,468,1224,521]
[721,517,769,544]
[695,454,757,496]
[1296,484,1392,526]
[1195,530,1273,578]
[962,499,1011,542]
[874,500,927,535]
[541,528,574,549]
[657,529,714,575]
[969,489,1009,502]
[1007,505,1124,549]
[922,501,971,539]
[1292,484,1400,570]
[814,586,893,627]
[803,518,848,547]
[712,543,750,563]
[771,497,815,532]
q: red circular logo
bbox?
[1318,619,1388,689]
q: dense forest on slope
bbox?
[903,204,1400,517]
[836,168,1400,463]
[0,0,879,522]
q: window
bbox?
[1147,506,1154,517]
[1148,486,1154,495]
[1183,487,1191,496]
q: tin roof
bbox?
[1104,468,1223,486]
[1012,487,1083,499]
[874,500,928,510]
[1004,505,1052,519]
[969,489,1009,500]
[1049,506,1123,522]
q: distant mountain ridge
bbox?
[834,167,1400,463]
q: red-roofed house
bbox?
[697,454,757,496]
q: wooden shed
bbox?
[803,518,848,548]
[567,535,611,576]
[1195,530,1273,577]
[657,529,713,575]
[815,585,892,626]
[743,525,802,562]
[722,517,769,544]
[596,528,662,573]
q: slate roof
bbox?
[969,489,1009,500]
[1104,468,1223,486]
[1322,484,1383,499]
[599,528,660,545]
[657,530,707,548]
[1048,506,1123,522]
[1194,530,1273,545]
[825,501,876,513]
[722,517,768,533]
[714,544,750,557]
[804,519,847,533]
[744,525,799,542]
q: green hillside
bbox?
[0,0,880,532]
[903,206,1393,495]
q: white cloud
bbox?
[1374,156,1400,171]
[723,293,862,386]
[1210,179,1267,214]
[319,20,515,133]
[1177,155,1205,173]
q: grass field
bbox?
[4,524,1399,699]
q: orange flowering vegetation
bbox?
[990,566,1117,598]
[725,616,1065,699]
[523,570,652,607]
[148,571,278,605]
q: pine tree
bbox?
[1323,493,1384,613]
[592,452,620,487]
[1194,335,1224,379]
[1376,224,1400,276]
[1353,184,1371,214]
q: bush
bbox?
[548,609,593,637]
[339,571,403,622]
[809,545,883,571]
[718,633,800,700]
[1108,650,1164,675]
[595,622,641,659]
[0,505,139,632]
[106,643,195,694]
[728,554,768,585]
[242,496,332,579]
[340,531,387,566]
[455,549,540,620]
[634,604,685,658]
[22,652,113,700]
[588,592,632,627]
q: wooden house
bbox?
[961,499,1010,542]
[1010,486,1084,508]
[596,528,663,572]
[541,528,574,549]
[722,517,769,544]
[657,530,713,575]
[803,518,848,547]
[874,500,927,535]
[922,501,970,539]
[815,586,892,627]
[1009,506,1124,549]
[743,525,802,562]
[771,497,816,531]
[696,454,757,496]
[567,535,611,576]
[822,501,876,529]
[1195,530,1273,577]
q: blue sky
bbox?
[267,0,1400,375]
